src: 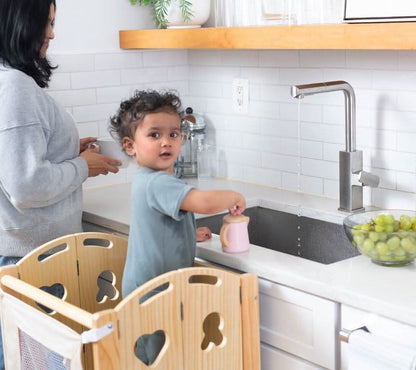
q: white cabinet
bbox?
[340,305,416,369]
[259,278,339,370]
[261,343,323,370]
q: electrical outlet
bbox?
[232,78,249,114]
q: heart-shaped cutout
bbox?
[36,283,65,314]
[96,270,118,303]
[135,330,166,366]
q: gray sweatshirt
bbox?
[0,65,89,256]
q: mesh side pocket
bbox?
[19,329,70,370]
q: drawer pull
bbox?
[339,326,369,343]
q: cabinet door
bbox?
[261,343,323,370]
[341,305,416,369]
[259,278,339,369]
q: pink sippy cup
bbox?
[219,214,250,253]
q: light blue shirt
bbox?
[122,168,195,297]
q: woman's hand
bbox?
[80,150,121,177]
[196,227,212,242]
[79,137,97,154]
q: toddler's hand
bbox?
[196,227,212,242]
[229,192,246,216]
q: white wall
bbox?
[49,0,153,53]
[47,3,416,210]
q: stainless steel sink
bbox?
[196,207,359,264]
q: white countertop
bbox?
[83,179,416,327]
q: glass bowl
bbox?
[343,210,416,266]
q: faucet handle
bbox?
[358,171,380,188]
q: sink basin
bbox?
[196,207,359,264]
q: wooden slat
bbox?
[0,275,94,328]
[240,274,261,370]
[120,23,416,50]
[76,232,128,313]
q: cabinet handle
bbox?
[339,326,369,343]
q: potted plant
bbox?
[129,0,210,29]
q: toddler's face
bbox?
[123,111,182,173]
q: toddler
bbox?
[110,90,246,364]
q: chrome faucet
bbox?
[291,81,379,213]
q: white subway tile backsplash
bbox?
[323,178,338,199]
[48,89,96,107]
[301,140,323,159]
[373,70,416,92]
[372,188,416,211]
[48,73,71,91]
[259,50,299,68]
[357,128,397,150]
[50,54,95,73]
[49,49,414,208]
[76,122,100,138]
[346,50,398,70]
[279,68,324,85]
[189,81,220,98]
[190,66,240,82]
[398,51,416,71]
[168,66,189,81]
[301,158,338,180]
[323,68,373,88]
[300,50,346,68]
[260,119,298,138]
[397,172,416,193]
[72,70,121,89]
[240,67,278,84]
[260,84,292,103]
[373,150,416,172]
[301,122,343,144]
[323,143,343,162]
[96,86,134,104]
[220,50,259,66]
[397,132,416,153]
[189,50,222,65]
[261,152,298,173]
[73,103,119,123]
[243,167,282,188]
[142,50,188,66]
[121,67,168,85]
[95,52,143,70]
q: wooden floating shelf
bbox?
[119,22,416,50]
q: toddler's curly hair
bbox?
[109,90,184,142]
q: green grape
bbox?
[362,238,375,252]
[375,214,386,226]
[387,236,401,250]
[376,242,389,255]
[393,220,400,232]
[385,214,395,225]
[353,234,365,245]
[393,248,406,261]
[361,223,371,231]
[385,224,394,233]
[401,238,416,254]
[400,215,412,230]
[378,232,388,241]
[369,231,379,242]
[375,225,385,233]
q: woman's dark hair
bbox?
[110,90,185,143]
[0,0,56,88]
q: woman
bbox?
[0,0,120,366]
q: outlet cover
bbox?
[232,78,249,114]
